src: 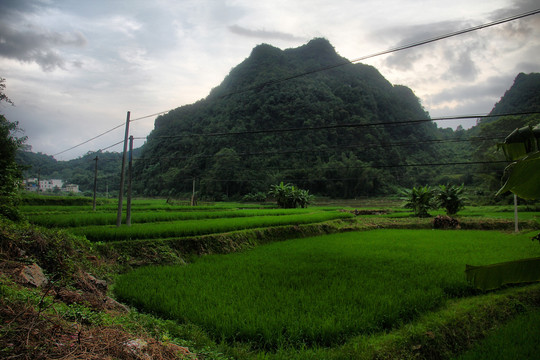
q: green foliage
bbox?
[0,78,26,221]
[401,185,436,217]
[496,124,540,200]
[456,310,540,360]
[114,230,540,350]
[437,184,465,215]
[71,211,352,242]
[133,39,447,200]
[242,192,267,202]
[268,182,313,208]
[26,208,313,227]
[468,73,540,195]
[16,149,126,195]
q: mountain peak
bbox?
[286,37,343,66]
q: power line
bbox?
[131,160,508,183]
[146,111,540,139]
[51,8,540,157]
[52,122,125,157]
[130,111,171,122]
[198,8,540,97]
[132,133,508,162]
[348,8,540,64]
[99,140,125,152]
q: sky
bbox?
[1,0,539,160]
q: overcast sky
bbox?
[1,0,539,160]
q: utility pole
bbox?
[126,135,133,226]
[514,194,519,233]
[92,156,98,211]
[191,178,197,206]
[116,111,130,227]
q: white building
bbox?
[39,179,63,191]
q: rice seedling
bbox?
[73,212,354,242]
[454,310,540,360]
[25,208,317,228]
[114,229,540,349]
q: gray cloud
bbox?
[381,20,465,71]
[429,74,516,105]
[0,23,86,72]
[442,46,479,81]
[229,24,304,41]
[0,0,42,17]
[0,0,87,71]
[490,0,540,19]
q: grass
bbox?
[24,208,318,227]
[454,309,540,360]
[114,229,540,350]
[72,212,354,242]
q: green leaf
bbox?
[466,257,540,291]
[496,151,540,200]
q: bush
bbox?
[242,192,267,202]
[437,184,465,215]
[400,185,436,217]
[268,182,313,209]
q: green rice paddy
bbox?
[19,196,540,356]
[114,229,540,349]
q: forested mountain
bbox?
[17,39,539,201]
[134,38,457,199]
[469,72,540,193]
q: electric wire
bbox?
[144,111,540,139]
[132,134,508,162]
[51,8,540,156]
[52,122,125,157]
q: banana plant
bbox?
[496,124,540,199]
[466,123,540,290]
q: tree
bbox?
[0,78,26,220]
[436,184,465,215]
[401,185,436,217]
[0,77,14,106]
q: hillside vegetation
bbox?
[16,40,540,204]
[134,38,453,198]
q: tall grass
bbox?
[454,310,540,360]
[73,212,353,242]
[114,230,540,349]
[25,208,317,228]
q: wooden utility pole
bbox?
[92,156,98,211]
[116,111,130,227]
[514,194,519,233]
[191,178,197,206]
[126,135,134,226]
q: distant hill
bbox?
[489,73,540,117]
[469,72,540,193]
[134,38,455,199]
[16,150,130,195]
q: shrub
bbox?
[268,182,313,209]
[400,185,436,217]
[437,184,465,215]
